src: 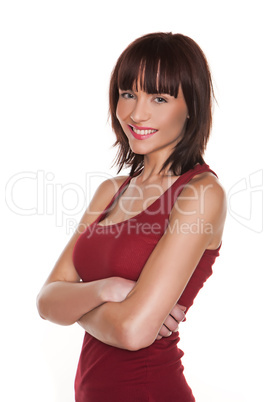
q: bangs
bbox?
[117,40,182,98]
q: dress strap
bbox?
[95,172,139,223]
[165,163,218,213]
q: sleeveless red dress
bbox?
[73,163,221,402]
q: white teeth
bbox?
[131,126,157,135]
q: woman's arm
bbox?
[37,277,135,326]
[78,301,186,340]
[76,174,227,350]
[36,176,130,325]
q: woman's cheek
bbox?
[116,100,131,122]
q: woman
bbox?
[37,32,226,401]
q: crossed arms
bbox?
[37,174,226,351]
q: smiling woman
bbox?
[37,32,226,402]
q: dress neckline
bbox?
[96,163,205,228]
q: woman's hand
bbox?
[156,304,186,340]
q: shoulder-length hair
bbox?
[109,32,214,176]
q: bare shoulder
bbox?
[177,172,226,215]
[190,171,226,204]
[98,175,129,193]
[88,174,129,216]
[170,171,227,240]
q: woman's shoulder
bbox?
[190,170,226,201]
[88,174,129,213]
[171,170,227,226]
[98,174,130,195]
[168,169,226,250]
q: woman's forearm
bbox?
[36,280,110,326]
[37,277,136,326]
[78,297,185,351]
[78,301,133,349]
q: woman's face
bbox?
[116,83,189,158]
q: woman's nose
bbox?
[130,97,150,123]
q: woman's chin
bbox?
[127,139,151,155]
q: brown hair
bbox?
[109,32,214,176]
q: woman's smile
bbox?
[128,124,158,140]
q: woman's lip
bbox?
[129,123,158,131]
[128,125,158,140]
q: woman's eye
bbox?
[154,97,167,104]
[120,92,135,99]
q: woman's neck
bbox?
[137,158,177,184]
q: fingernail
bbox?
[180,314,185,322]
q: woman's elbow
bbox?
[118,319,156,351]
[36,290,73,326]
[36,293,52,323]
[36,291,53,322]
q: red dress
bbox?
[73,163,221,401]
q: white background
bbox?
[1,1,267,401]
